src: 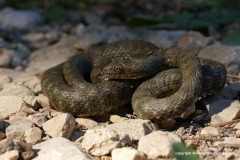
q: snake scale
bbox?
[41,40,227,120]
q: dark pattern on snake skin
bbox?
[41,40,227,120]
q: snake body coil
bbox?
[41,40,227,120]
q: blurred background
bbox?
[2,0,240,45]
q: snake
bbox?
[41,40,227,121]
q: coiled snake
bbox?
[41,40,227,120]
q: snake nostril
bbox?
[104,68,108,73]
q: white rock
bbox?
[5,119,33,141]
[210,100,240,124]
[27,113,47,127]
[8,111,27,121]
[107,119,158,140]
[200,126,220,136]
[75,118,98,129]
[0,96,26,118]
[36,94,50,108]
[110,115,127,123]
[0,150,19,160]
[0,83,34,96]
[26,45,77,74]
[42,113,75,138]
[217,100,240,120]
[21,104,37,114]
[33,137,95,160]
[0,74,11,89]
[175,127,185,137]
[24,127,43,144]
[23,78,41,94]
[23,96,40,110]
[138,130,181,159]
[80,128,132,156]
[112,147,147,160]
[214,137,240,147]
[0,68,39,84]
[234,122,240,130]
[236,130,240,138]
[0,8,42,31]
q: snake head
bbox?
[103,62,126,79]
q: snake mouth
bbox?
[91,72,110,83]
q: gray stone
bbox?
[107,26,140,43]
[228,83,240,92]
[207,100,234,115]
[178,31,213,53]
[0,8,42,31]
[217,86,237,100]
[138,130,181,159]
[11,43,31,67]
[42,113,75,138]
[22,31,60,49]
[199,45,240,82]
[112,147,147,160]
[33,137,95,160]
[201,86,237,107]
[107,119,158,140]
[27,113,47,127]
[69,130,84,141]
[73,24,85,35]
[200,126,220,136]
[80,128,132,156]
[138,30,186,48]
[73,30,108,50]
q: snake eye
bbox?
[114,66,120,71]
